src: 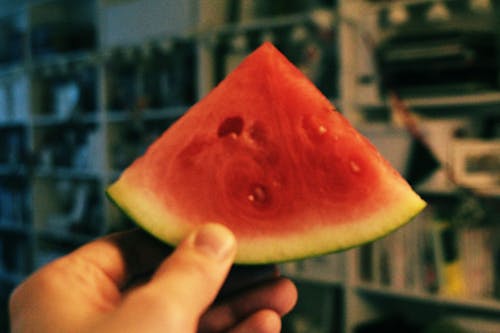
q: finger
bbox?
[114,224,236,332]
[71,228,172,288]
[199,277,297,332]
[218,264,279,300]
[228,309,281,333]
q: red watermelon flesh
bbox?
[107,42,426,264]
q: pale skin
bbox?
[9,224,298,333]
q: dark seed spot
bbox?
[248,121,267,145]
[177,138,208,168]
[248,184,269,206]
[218,116,244,138]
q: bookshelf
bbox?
[1,0,500,332]
[336,1,500,332]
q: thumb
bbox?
[111,224,236,332]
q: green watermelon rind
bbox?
[106,178,426,264]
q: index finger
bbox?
[72,228,172,289]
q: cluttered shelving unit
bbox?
[334,1,500,333]
[0,0,199,329]
[1,0,500,332]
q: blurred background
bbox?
[0,0,499,332]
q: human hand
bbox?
[9,224,297,333]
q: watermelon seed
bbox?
[218,116,244,138]
[301,116,327,144]
[350,160,361,173]
[248,184,268,205]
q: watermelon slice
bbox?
[107,42,426,264]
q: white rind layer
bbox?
[107,175,426,264]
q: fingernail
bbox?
[193,224,236,261]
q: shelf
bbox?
[36,228,97,246]
[356,283,500,314]
[31,51,97,69]
[358,91,500,116]
[416,179,500,199]
[34,167,101,181]
[106,107,188,123]
[0,164,28,177]
[32,112,100,127]
[0,120,27,129]
[416,179,459,197]
[1,52,98,78]
[403,92,500,109]
[0,223,31,236]
[206,12,316,36]
[0,63,25,78]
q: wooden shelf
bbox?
[356,283,500,314]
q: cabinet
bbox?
[1,0,499,332]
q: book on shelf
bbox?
[11,74,29,122]
[0,127,28,166]
[361,203,499,300]
[72,129,104,173]
[36,121,102,174]
[363,208,430,291]
[44,180,104,239]
[106,40,196,111]
[458,227,495,299]
[429,221,496,299]
[0,74,29,122]
[0,183,29,227]
[0,84,7,122]
[430,220,466,297]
